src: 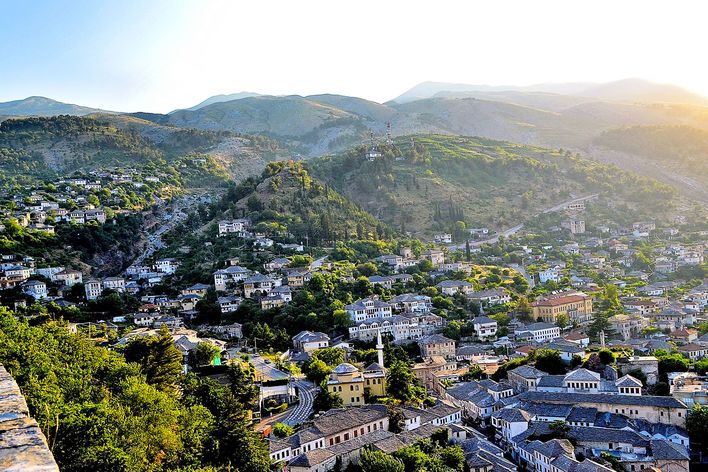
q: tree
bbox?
[388,406,405,433]
[361,448,405,472]
[532,349,566,375]
[272,423,294,438]
[555,313,569,330]
[193,342,221,367]
[332,309,352,330]
[686,403,708,453]
[124,325,183,392]
[597,348,615,365]
[302,358,331,385]
[387,360,426,404]
[313,387,343,413]
[549,420,570,439]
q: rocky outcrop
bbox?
[0,365,58,471]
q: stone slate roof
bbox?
[491,407,531,423]
[650,439,690,460]
[537,375,566,389]
[519,391,687,408]
[508,365,546,379]
[288,449,334,467]
[564,368,600,382]
[566,407,598,424]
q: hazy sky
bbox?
[2,0,708,113]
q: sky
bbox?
[2,0,708,113]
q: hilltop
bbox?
[0,96,113,116]
[213,161,391,244]
[307,134,676,238]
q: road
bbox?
[281,379,318,426]
[447,194,599,251]
[249,354,290,381]
[510,263,535,289]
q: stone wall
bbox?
[0,365,58,471]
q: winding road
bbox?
[281,379,318,427]
[447,194,599,251]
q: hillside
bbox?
[307,134,676,238]
[0,96,112,116]
[0,115,291,185]
[214,161,392,244]
[590,125,708,202]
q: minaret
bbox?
[600,330,606,348]
[376,328,385,367]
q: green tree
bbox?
[272,423,294,438]
[549,420,571,439]
[313,387,343,413]
[686,403,708,453]
[387,360,426,404]
[124,325,183,392]
[193,342,221,367]
[361,448,405,472]
[532,349,566,374]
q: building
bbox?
[469,288,511,306]
[84,279,103,301]
[154,258,180,274]
[213,265,252,291]
[293,331,330,352]
[471,316,498,340]
[518,391,688,426]
[617,356,659,385]
[538,266,562,284]
[53,268,83,287]
[531,291,593,324]
[514,323,560,343]
[243,273,281,298]
[419,334,456,359]
[345,297,393,322]
[436,280,473,296]
[217,219,250,237]
[421,249,445,267]
[22,279,47,299]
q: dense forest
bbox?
[0,308,271,472]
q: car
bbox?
[264,359,272,364]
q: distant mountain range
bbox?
[390,78,708,106]
[1,79,707,201]
[0,96,114,117]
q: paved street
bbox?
[282,380,318,426]
[249,354,290,381]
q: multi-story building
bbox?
[243,274,281,298]
[421,249,445,267]
[514,323,561,343]
[472,316,498,340]
[531,291,593,324]
[419,334,456,359]
[213,265,252,291]
[84,279,103,301]
[292,331,330,352]
[345,297,392,322]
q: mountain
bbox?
[0,115,291,184]
[307,134,675,238]
[0,96,113,116]
[391,81,595,104]
[178,92,262,112]
[390,79,708,106]
[590,125,708,202]
[578,79,708,106]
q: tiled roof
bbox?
[519,391,687,408]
